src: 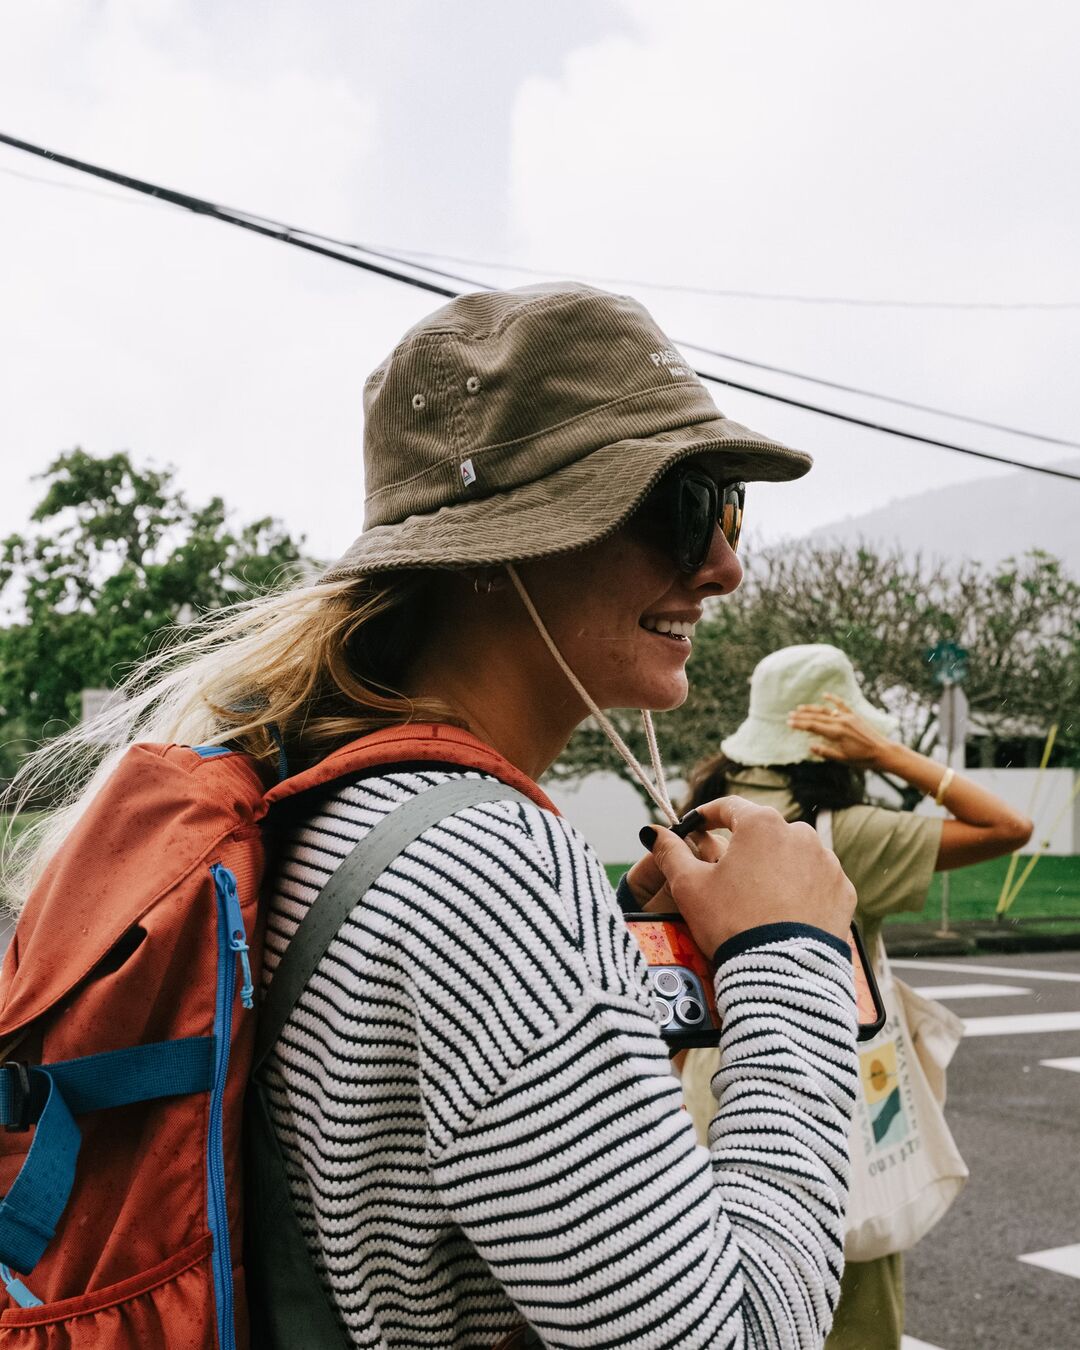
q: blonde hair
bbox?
[1,570,452,911]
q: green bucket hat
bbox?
[324,283,811,578]
[720,644,900,766]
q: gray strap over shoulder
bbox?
[254,775,535,1070]
[815,806,834,852]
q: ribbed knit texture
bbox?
[263,768,858,1349]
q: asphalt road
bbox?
[893,951,1080,1350]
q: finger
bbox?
[642,886,677,913]
[810,741,844,760]
[643,824,707,886]
[689,829,730,864]
[624,851,665,905]
[788,713,842,737]
[823,692,852,713]
[675,794,773,834]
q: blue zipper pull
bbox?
[1,1264,42,1309]
[211,864,254,1010]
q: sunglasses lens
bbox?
[721,484,744,553]
[678,476,715,571]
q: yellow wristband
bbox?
[934,766,956,806]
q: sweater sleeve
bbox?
[415,803,858,1349]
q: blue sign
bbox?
[925,640,969,686]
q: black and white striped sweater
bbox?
[263,767,858,1349]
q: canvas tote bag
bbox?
[817,810,969,1262]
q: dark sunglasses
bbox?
[641,469,746,572]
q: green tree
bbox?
[551,541,1080,805]
[0,448,313,746]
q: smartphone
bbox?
[624,911,723,1049]
[625,912,887,1047]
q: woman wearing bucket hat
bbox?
[679,642,1032,1350]
[7,285,861,1348]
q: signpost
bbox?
[925,641,970,937]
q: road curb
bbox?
[885,925,1080,959]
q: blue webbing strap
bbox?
[0,1036,214,1278]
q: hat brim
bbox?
[323,415,811,578]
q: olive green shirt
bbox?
[723,767,943,963]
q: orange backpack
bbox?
[0,724,553,1348]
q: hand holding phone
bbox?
[626,912,886,1048]
[633,797,857,956]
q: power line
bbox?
[0,161,155,206]
[0,131,459,301]
[7,134,1080,318]
[328,241,1080,312]
[675,338,1080,452]
[7,143,1073,454]
[688,371,1080,483]
[2,128,1079,485]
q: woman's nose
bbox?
[689,524,743,596]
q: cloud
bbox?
[1,0,1077,563]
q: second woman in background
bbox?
[680,642,1033,1350]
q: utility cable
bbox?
[0,131,458,300]
[690,371,1080,483]
[2,129,1078,484]
[329,242,1080,312]
[675,338,1080,453]
[8,144,1073,454]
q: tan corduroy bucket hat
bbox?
[324,282,812,578]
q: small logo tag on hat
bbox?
[460,458,477,487]
[649,347,691,379]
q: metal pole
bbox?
[938,870,952,938]
[935,681,956,938]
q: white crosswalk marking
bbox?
[902,1336,949,1350]
[962,1011,1080,1037]
[1018,1243,1080,1279]
[909,982,1030,1000]
[893,959,1080,985]
[1040,1057,1080,1073]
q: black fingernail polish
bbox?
[675,809,706,838]
[638,825,657,849]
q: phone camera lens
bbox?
[652,998,674,1026]
[653,969,682,997]
[676,996,704,1025]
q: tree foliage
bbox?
[553,541,1080,800]
[0,448,313,742]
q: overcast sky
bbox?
[2,0,1078,565]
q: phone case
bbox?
[625,913,887,1047]
[624,913,723,1049]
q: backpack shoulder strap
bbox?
[815,806,834,851]
[253,775,535,1070]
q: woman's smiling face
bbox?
[516,472,744,714]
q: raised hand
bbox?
[786,692,892,769]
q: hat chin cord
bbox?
[505,564,680,827]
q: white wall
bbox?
[547,767,1078,863]
[542,772,678,867]
[922,767,1076,856]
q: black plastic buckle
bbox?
[2,1062,32,1133]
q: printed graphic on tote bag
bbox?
[858,1038,908,1147]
